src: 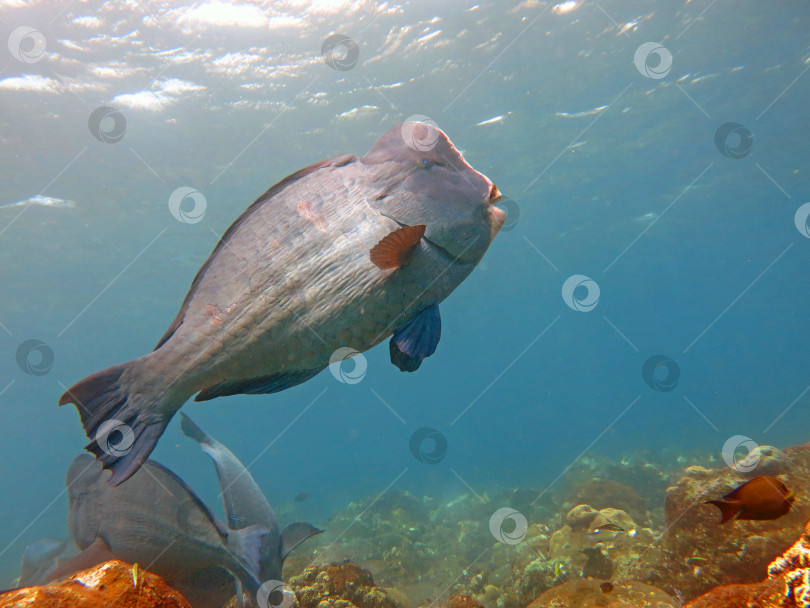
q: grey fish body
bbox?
[60,123,505,485]
[180,413,321,582]
[66,454,264,598]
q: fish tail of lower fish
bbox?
[58,358,184,486]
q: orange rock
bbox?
[683,578,784,608]
[684,519,810,607]
[292,561,403,608]
[0,560,190,608]
[527,579,677,607]
[445,594,485,608]
[324,560,375,594]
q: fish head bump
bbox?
[364,122,506,264]
[67,454,106,498]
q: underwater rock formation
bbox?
[737,446,789,477]
[290,560,404,608]
[682,580,784,608]
[424,594,485,608]
[564,505,599,530]
[547,506,656,584]
[0,560,190,608]
[526,579,677,607]
[563,479,649,524]
[301,490,497,601]
[659,443,810,600]
[683,519,810,607]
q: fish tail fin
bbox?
[179,413,224,464]
[179,412,207,442]
[59,360,178,486]
[180,412,215,450]
[705,499,740,524]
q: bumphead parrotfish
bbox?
[64,454,266,604]
[60,122,505,485]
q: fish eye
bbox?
[420,159,431,168]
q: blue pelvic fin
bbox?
[389,303,441,372]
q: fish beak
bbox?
[489,184,503,204]
[488,204,506,238]
[487,183,506,237]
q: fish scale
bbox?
[60,122,505,485]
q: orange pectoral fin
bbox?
[370,224,426,270]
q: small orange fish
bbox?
[705,475,794,524]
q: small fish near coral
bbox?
[586,522,625,542]
[705,475,794,523]
[60,122,506,486]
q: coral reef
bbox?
[563,479,649,524]
[526,579,677,608]
[564,505,598,530]
[420,595,485,608]
[738,446,789,478]
[0,560,190,608]
[290,561,405,608]
[682,580,784,608]
[684,519,810,607]
[547,506,656,584]
[768,518,810,607]
[294,491,498,603]
[658,442,810,600]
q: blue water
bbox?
[1,0,809,594]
